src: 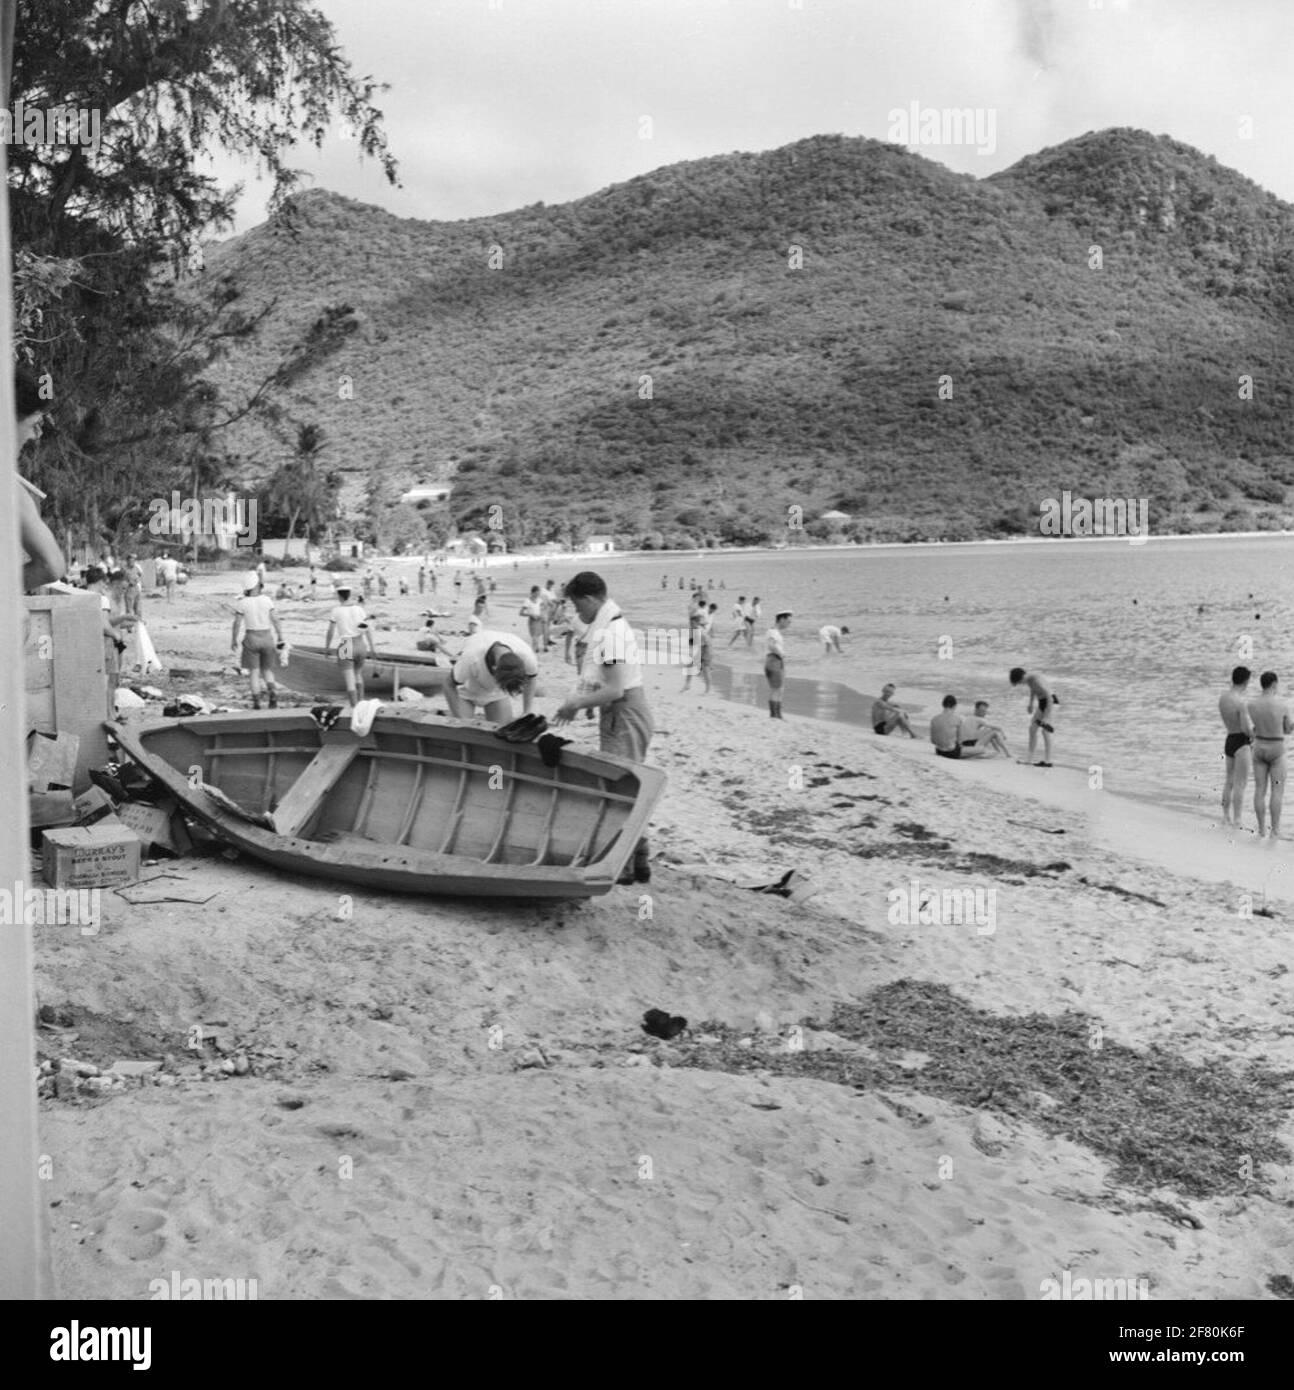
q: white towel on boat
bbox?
[350,698,384,737]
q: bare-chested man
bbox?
[957,699,1012,758]
[1219,665,1253,826]
[930,695,993,759]
[1248,671,1293,839]
[1009,666,1057,766]
[871,683,916,738]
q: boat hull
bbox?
[109,710,664,899]
[279,644,450,697]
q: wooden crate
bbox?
[24,594,109,793]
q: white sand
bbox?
[32,570,1294,1299]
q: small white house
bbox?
[400,483,453,506]
[583,534,615,553]
[821,510,852,524]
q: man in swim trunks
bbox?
[871,683,917,738]
[1009,667,1057,766]
[1247,671,1293,838]
[1219,665,1254,826]
[930,696,993,759]
[957,700,1011,758]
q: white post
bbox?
[0,0,50,1299]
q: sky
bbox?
[207,0,1294,232]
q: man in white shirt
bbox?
[156,554,180,602]
[231,573,284,709]
[447,630,538,723]
[553,570,653,883]
[324,586,374,707]
[764,611,792,718]
[727,596,749,647]
[519,587,546,651]
[820,624,850,655]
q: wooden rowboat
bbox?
[279,643,450,697]
[108,710,665,898]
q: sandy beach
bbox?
[32,564,1294,1300]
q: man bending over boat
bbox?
[552,571,653,884]
[446,630,538,724]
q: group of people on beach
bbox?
[868,668,1056,767]
[1220,666,1293,838]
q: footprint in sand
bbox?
[98,1202,169,1262]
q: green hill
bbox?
[204,128,1294,547]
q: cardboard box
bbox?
[113,800,192,857]
[27,730,81,792]
[42,822,142,889]
[29,790,77,829]
[73,785,118,826]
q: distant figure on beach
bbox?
[682,598,715,694]
[454,571,463,597]
[309,566,319,600]
[232,571,284,709]
[746,597,762,648]
[871,684,916,738]
[418,564,426,594]
[1248,671,1292,839]
[1009,667,1057,767]
[820,624,850,655]
[553,571,653,879]
[1219,666,1253,826]
[86,566,139,691]
[677,576,684,589]
[122,554,144,617]
[399,576,410,596]
[156,554,180,602]
[954,699,1011,758]
[446,630,538,724]
[727,596,749,647]
[541,579,558,650]
[931,696,992,759]
[415,617,454,661]
[520,585,546,650]
[763,610,792,719]
[661,574,668,589]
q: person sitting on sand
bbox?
[956,700,1011,758]
[1219,666,1254,827]
[930,695,995,760]
[415,616,454,662]
[1248,671,1292,839]
[871,684,916,738]
[325,586,375,708]
[1009,667,1058,767]
[820,624,850,655]
[446,630,538,724]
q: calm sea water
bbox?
[551,537,1294,820]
